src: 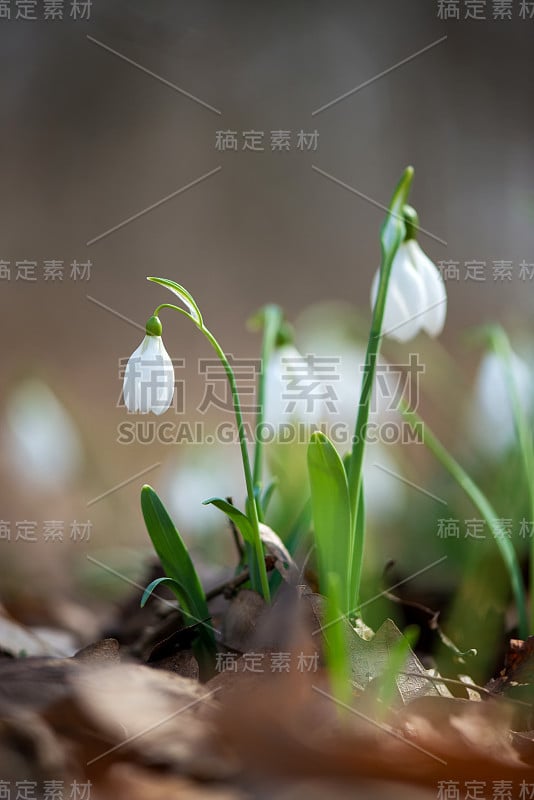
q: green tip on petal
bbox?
[402,204,420,242]
[145,315,163,337]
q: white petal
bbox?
[390,245,428,335]
[123,337,145,413]
[123,335,175,415]
[151,337,175,415]
[407,240,447,338]
[371,246,426,342]
[383,281,421,342]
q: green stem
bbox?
[344,166,414,607]
[155,303,270,602]
[346,224,404,603]
[400,399,528,639]
[252,305,283,517]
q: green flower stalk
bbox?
[307,166,454,706]
[345,167,416,609]
[248,303,292,518]
[307,166,417,621]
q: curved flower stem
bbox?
[399,398,528,639]
[154,303,270,602]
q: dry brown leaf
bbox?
[215,666,534,787]
[0,705,68,783]
[101,762,246,800]
[74,638,121,664]
[45,663,233,780]
[0,657,83,710]
[148,649,199,679]
[272,779,437,800]
[222,589,267,652]
[258,523,298,583]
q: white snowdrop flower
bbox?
[470,350,534,459]
[370,206,447,342]
[123,315,175,415]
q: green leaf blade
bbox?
[307,432,352,613]
[140,485,214,644]
[202,496,255,544]
[141,575,191,610]
[147,277,203,327]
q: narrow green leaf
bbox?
[399,402,529,639]
[284,497,312,558]
[324,572,352,707]
[141,575,191,610]
[261,479,278,515]
[307,432,352,613]
[202,496,255,544]
[349,480,365,612]
[140,485,214,645]
[147,277,203,327]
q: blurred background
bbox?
[1,0,533,674]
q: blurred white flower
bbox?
[5,378,83,491]
[162,447,244,535]
[363,442,405,521]
[470,350,534,459]
[265,338,405,520]
[264,341,398,434]
[264,344,325,429]
[314,344,400,430]
[123,326,174,415]
[370,238,446,343]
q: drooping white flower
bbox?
[370,207,447,342]
[123,316,175,415]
